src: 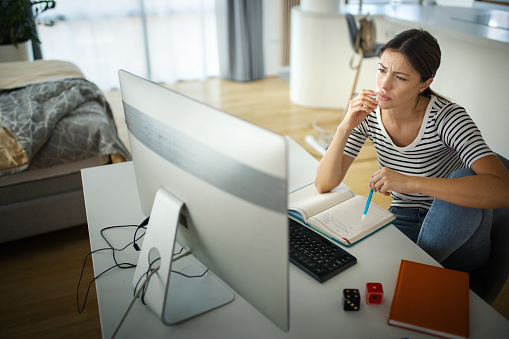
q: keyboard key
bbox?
[289,218,357,283]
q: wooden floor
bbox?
[1,76,508,338]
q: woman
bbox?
[315,29,509,272]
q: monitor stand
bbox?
[133,188,235,325]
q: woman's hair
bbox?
[379,29,446,100]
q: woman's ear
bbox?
[419,78,433,93]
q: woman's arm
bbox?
[370,155,509,209]
[315,90,377,193]
[315,135,355,193]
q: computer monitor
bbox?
[119,70,289,331]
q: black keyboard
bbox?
[289,218,357,283]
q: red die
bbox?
[366,283,383,304]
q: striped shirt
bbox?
[344,96,494,209]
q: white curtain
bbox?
[215,0,264,82]
[37,0,219,90]
[226,0,264,81]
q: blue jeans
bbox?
[389,168,492,272]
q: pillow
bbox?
[0,60,85,90]
[0,59,85,175]
[0,126,28,175]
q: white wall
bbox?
[289,10,381,109]
[262,0,283,76]
[430,33,509,158]
[287,10,509,158]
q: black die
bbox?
[342,288,360,311]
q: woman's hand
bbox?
[339,89,378,133]
[369,167,416,196]
[315,90,378,194]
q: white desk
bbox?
[82,139,509,338]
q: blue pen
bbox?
[362,188,374,220]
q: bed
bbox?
[0,60,131,243]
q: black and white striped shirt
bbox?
[344,96,494,209]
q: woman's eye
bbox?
[377,68,386,73]
[396,76,407,81]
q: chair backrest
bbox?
[469,153,509,304]
[345,14,358,50]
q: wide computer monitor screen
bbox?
[119,70,289,331]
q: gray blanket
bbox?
[0,78,131,175]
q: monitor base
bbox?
[133,188,234,326]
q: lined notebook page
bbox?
[288,183,354,220]
[308,195,389,238]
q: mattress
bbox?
[0,155,110,187]
[0,59,131,243]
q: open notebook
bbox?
[288,183,395,246]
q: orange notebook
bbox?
[388,260,469,339]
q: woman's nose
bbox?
[380,76,392,90]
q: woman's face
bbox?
[376,49,432,112]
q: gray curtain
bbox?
[225,0,264,81]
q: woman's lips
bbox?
[377,92,390,101]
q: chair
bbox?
[305,14,383,156]
[469,153,509,304]
[345,13,383,107]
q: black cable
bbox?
[111,263,210,337]
[111,266,160,339]
[77,255,128,313]
[133,257,161,305]
[77,217,208,314]
[171,268,209,279]
[77,221,146,313]
[142,258,162,305]
[133,216,149,251]
[132,258,209,306]
[100,224,144,269]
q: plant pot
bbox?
[0,40,34,63]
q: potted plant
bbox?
[0,0,56,62]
